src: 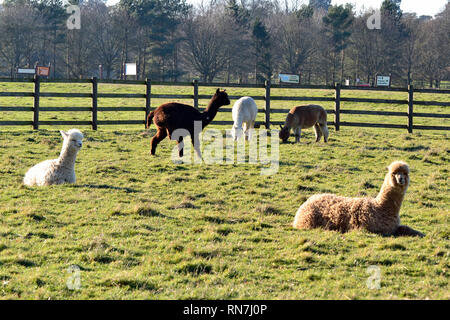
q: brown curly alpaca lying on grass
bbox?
[293,161,424,237]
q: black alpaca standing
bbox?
[146,88,230,158]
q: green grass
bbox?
[0,83,449,299]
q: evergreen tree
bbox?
[309,0,331,11]
[252,18,272,83]
[296,4,314,19]
[32,0,67,78]
[381,0,402,21]
[322,4,354,83]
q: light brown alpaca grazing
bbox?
[279,104,328,143]
[293,161,424,237]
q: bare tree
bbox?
[348,13,384,84]
[415,17,449,88]
[0,4,43,77]
[276,11,317,82]
[182,10,228,82]
[64,3,96,78]
[401,13,420,86]
[84,1,122,79]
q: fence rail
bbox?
[0,77,449,132]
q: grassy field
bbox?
[0,83,449,299]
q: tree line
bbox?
[1,0,449,87]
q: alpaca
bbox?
[293,161,424,237]
[231,96,258,141]
[279,104,328,143]
[23,129,84,186]
[146,88,230,158]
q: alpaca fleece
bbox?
[146,88,230,158]
[293,161,424,237]
[231,96,258,141]
[23,129,84,186]
[279,104,328,143]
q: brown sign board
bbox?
[36,66,50,76]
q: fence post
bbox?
[145,78,151,128]
[193,79,198,109]
[265,80,271,129]
[92,77,98,130]
[407,84,413,133]
[334,82,341,131]
[33,75,40,130]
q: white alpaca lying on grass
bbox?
[231,96,258,141]
[23,129,84,186]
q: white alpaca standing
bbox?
[231,96,258,141]
[23,129,84,186]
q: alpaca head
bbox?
[60,129,84,152]
[213,88,230,106]
[387,161,410,192]
[279,125,290,143]
[231,125,243,141]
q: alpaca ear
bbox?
[216,88,220,94]
[279,125,283,130]
[60,130,68,139]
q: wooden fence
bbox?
[0,76,449,132]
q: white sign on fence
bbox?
[17,68,36,75]
[125,63,137,76]
[279,74,299,84]
[376,75,390,87]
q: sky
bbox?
[0,0,445,17]
[101,0,448,17]
[332,0,448,16]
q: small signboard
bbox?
[125,63,137,76]
[279,74,299,84]
[36,66,50,76]
[17,68,36,75]
[376,75,390,87]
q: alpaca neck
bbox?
[202,99,222,127]
[375,176,405,216]
[284,113,297,129]
[58,144,78,168]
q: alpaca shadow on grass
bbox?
[135,206,170,219]
[397,145,429,152]
[73,184,139,193]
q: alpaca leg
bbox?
[320,123,329,143]
[394,225,424,237]
[191,133,202,159]
[243,122,249,141]
[294,128,301,143]
[248,121,255,141]
[177,136,184,157]
[150,129,167,155]
[314,124,322,142]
